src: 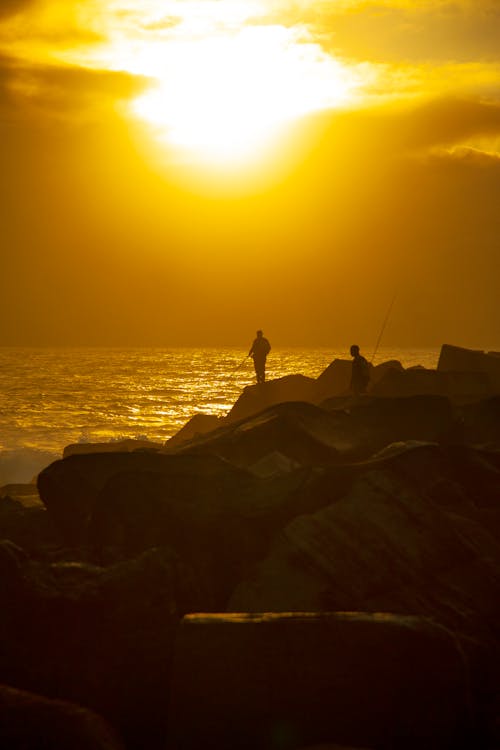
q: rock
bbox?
[228,444,500,643]
[320,395,456,458]
[63,439,163,458]
[0,495,60,556]
[0,544,202,749]
[165,413,221,449]
[167,612,471,750]
[176,401,350,468]
[461,396,500,446]
[0,684,122,750]
[315,359,353,399]
[438,344,500,391]
[370,367,443,397]
[249,451,301,479]
[370,359,404,384]
[38,451,242,546]
[88,462,318,606]
[226,375,317,423]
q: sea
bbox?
[0,346,440,485]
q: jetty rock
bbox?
[0,684,122,750]
[0,492,60,556]
[0,541,201,749]
[165,413,221,449]
[63,438,163,458]
[226,374,318,423]
[174,401,350,467]
[438,343,500,390]
[228,443,500,639]
[38,451,260,548]
[168,612,471,750]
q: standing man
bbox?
[350,344,370,396]
[249,330,271,384]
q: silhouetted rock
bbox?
[0,542,201,749]
[63,439,162,458]
[165,413,221,449]
[168,612,471,750]
[89,461,317,606]
[320,395,456,458]
[0,684,122,750]
[38,451,234,546]
[176,401,350,468]
[0,494,60,556]
[226,374,317,423]
[461,396,500,446]
[228,443,500,642]
[315,359,353,399]
[438,344,500,391]
[315,358,406,402]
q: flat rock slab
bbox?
[168,612,471,750]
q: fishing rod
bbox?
[370,292,397,364]
[229,353,250,377]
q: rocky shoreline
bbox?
[1,343,499,749]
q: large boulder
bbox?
[37,451,246,547]
[315,359,353,399]
[0,541,202,749]
[167,612,472,750]
[166,413,221,449]
[371,366,494,401]
[226,375,317,423]
[0,494,60,557]
[176,401,351,468]
[461,396,500,446]
[63,439,163,458]
[438,344,500,391]
[0,684,122,750]
[320,395,456,458]
[228,444,500,641]
[89,463,320,606]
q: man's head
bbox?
[350,344,360,357]
[256,330,263,338]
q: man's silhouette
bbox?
[249,330,271,384]
[350,344,370,396]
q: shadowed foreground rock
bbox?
[168,612,471,750]
[229,444,500,638]
[0,541,203,749]
[0,684,122,750]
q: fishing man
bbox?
[249,330,271,384]
[350,344,370,396]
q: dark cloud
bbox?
[0,54,151,120]
[0,0,35,19]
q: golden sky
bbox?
[1,0,499,347]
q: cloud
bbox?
[0,54,151,120]
[258,1,500,64]
[0,0,35,19]
[431,145,500,168]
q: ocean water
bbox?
[0,346,439,484]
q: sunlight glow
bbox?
[123,26,360,163]
[20,0,364,165]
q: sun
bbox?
[124,25,360,165]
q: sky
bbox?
[1,0,499,348]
